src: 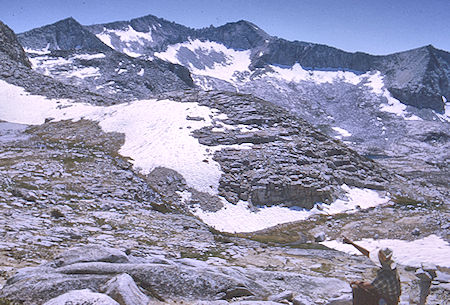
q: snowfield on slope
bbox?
[96,25,153,57]
[155,39,252,84]
[156,40,428,122]
[0,80,252,194]
[193,184,389,233]
[29,53,105,79]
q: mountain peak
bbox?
[56,16,78,24]
[18,17,112,52]
[198,19,270,50]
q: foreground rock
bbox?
[0,245,350,304]
[100,274,150,305]
[43,289,120,305]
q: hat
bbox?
[369,247,395,268]
[379,247,393,262]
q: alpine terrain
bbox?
[0,13,449,305]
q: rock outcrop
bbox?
[163,90,392,208]
[0,20,31,68]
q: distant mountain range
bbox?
[17,14,450,112]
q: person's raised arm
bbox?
[343,236,370,258]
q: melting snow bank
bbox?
[194,185,390,233]
[321,235,450,268]
[0,80,253,194]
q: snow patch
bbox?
[24,44,51,55]
[96,30,114,48]
[155,39,251,84]
[321,235,450,268]
[123,49,142,58]
[364,71,384,95]
[97,25,153,46]
[364,72,422,120]
[72,53,106,60]
[435,96,450,122]
[29,54,103,79]
[137,68,144,76]
[380,91,422,120]
[268,63,362,85]
[65,67,101,79]
[0,80,249,194]
[29,56,73,71]
[194,184,389,233]
[332,127,352,139]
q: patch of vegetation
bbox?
[287,243,331,250]
[180,248,225,261]
[12,181,39,191]
[310,262,333,274]
[150,202,179,214]
[241,226,312,245]
[61,155,90,170]
[213,234,233,244]
[0,298,23,305]
[50,208,65,219]
[392,195,424,208]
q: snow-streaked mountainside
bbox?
[16,16,450,173]
[81,15,449,111]
[17,17,194,100]
[18,15,450,111]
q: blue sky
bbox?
[1,0,449,55]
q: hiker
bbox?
[343,236,401,305]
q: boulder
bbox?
[52,245,129,267]
[267,290,294,302]
[43,289,120,305]
[100,273,150,305]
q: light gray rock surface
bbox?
[100,273,150,305]
[43,289,120,305]
[0,245,353,304]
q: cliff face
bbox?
[0,20,31,68]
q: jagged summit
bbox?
[18,17,112,52]
[0,20,31,67]
[85,14,193,54]
[197,19,271,50]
